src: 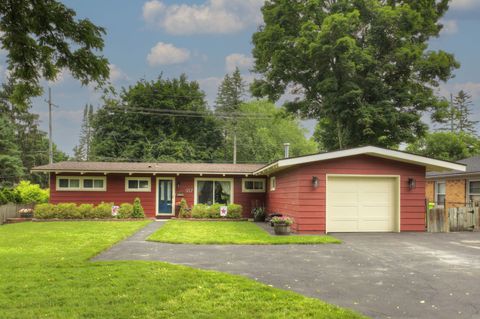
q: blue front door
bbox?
[158,179,173,215]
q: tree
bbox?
[0,0,109,105]
[73,104,94,161]
[91,75,225,162]
[229,100,318,163]
[0,80,69,187]
[454,90,478,134]
[406,132,480,161]
[251,0,458,150]
[215,67,246,113]
[0,115,24,187]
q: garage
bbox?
[326,176,399,232]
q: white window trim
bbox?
[467,179,480,204]
[434,180,446,208]
[125,177,152,192]
[242,178,266,193]
[56,176,107,192]
[270,176,276,191]
[194,177,234,205]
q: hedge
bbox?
[34,201,145,219]
[190,203,242,219]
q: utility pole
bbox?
[450,93,454,133]
[233,129,237,164]
[48,87,53,164]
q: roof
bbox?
[31,161,265,175]
[253,146,466,176]
[427,155,480,179]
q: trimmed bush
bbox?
[78,204,95,218]
[190,203,243,219]
[15,181,49,204]
[118,203,134,219]
[131,198,145,218]
[178,199,190,218]
[55,203,81,219]
[34,203,56,219]
[191,204,209,218]
[0,188,22,204]
[92,202,114,219]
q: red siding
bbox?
[266,155,426,234]
[50,173,266,218]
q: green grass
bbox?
[147,220,341,245]
[0,221,364,319]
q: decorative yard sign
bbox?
[220,206,228,217]
[111,205,119,217]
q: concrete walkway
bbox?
[93,221,480,319]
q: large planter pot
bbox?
[273,224,291,235]
[20,212,33,218]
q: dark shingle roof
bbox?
[427,155,480,178]
[31,161,266,174]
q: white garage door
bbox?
[326,176,398,232]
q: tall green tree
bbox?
[406,131,480,161]
[215,67,246,113]
[252,0,458,150]
[229,100,317,163]
[91,75,225,162]
[73,104,94,161]
[0,0,110,105]
[0,114,24,187]
[432,90,478,134]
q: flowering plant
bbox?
[271,216,294,226]
[18,208,34,214]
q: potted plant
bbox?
[252,206,266,222]
[18,208,34,218]
[271,216,294,235]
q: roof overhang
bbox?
[30,169,257,176]
[253,146,466,176]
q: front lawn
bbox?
[147,220,341,244]
[0,221,364,318]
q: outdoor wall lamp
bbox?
[312,176,319,188]
[408,178,416,190]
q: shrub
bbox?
[118,203,133,219]
[252,206,266,222]
[208,204,222,218]
[191,204,209,218]
[78,204,95,218]
[34,203,56,219]
[226,204,242,219]
[271,216,294,226]
[92,202,114,219]
[131,198,145,218]
[178,199,190,218]
[55,203,81,219]
[14,181,49,204]
[0,188,22,204]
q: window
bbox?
[125,177,151,192]
[242,178,266,192]
[195,178,233,205]
[270,177,276,191]
[468,180,480,205]
[56,176,106,191]
[435,181,445,207]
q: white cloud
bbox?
[440,19,458,35]
[225,53,254,72]
[109,64,129,82]
[450,0,480,10]
[142,0,264,35]
[147,42,190,66]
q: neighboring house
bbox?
[32,146,464,234]
[426,155,480,211]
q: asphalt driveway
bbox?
[93,222,480,319]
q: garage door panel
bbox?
[327,176,397,232]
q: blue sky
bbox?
[2,0,480,155]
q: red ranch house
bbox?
[32,146,464,234]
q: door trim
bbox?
[325,174,401,233]
[156,177,176,216]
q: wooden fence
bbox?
[0,204,33,225]
[427,206,479,232]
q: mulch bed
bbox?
[171,217,251,222]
